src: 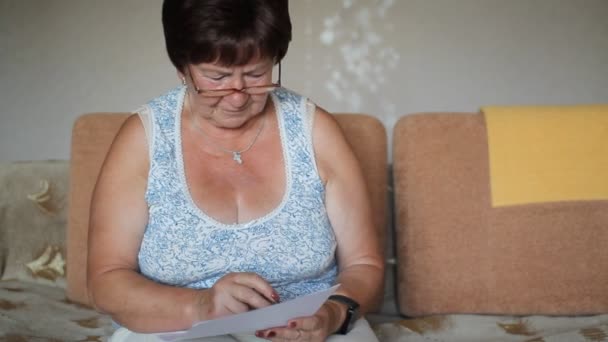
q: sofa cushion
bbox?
[0,279,112,340]
[333,113,388,243]
[393,113,608,316]
[334,113,390,313]
[0,160,68,287]
[67,113,130,305]
[373,313,608,342]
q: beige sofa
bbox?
[1,112,607,341]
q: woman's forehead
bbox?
[191,41,277,68]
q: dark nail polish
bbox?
[289,321,297,328]
[271,292,280,302]
[268,331,276,338]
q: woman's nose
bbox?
[225,90,249,107]
[223,76,249,104]
[228,75,245,91]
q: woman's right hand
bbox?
[198,272,280,320]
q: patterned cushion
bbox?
[0,160,68,287]
[0,279,112,340]
[373,314,608,342]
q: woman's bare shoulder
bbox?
[311,106,345,145]
[310,106,358,181]
[100,113,150,181]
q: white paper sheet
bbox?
[155,284,340,341]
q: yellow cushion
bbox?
[483,105,608,207]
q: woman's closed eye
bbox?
[206,74,228,82]
[245,72,267,80]
[245,69,273,84]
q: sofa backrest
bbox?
[66,112,387,306]
[67,113,130,305]
[392,112,608,316]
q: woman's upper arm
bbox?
[87,114,150,285]
[312,108,382,269]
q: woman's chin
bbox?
[216,110,266,129]
[215,115,253,130]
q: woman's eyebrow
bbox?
[244,66,269,74]
[198,67,231,75]
[196,62,272,75]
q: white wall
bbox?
[1,0,607,162]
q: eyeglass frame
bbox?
[186,62,281,98]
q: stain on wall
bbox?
[310,0,400,120]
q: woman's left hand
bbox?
[255,300,344,341]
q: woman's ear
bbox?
[177,70,186,86]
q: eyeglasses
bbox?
[187,63,281,98]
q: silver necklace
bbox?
[187,95,266,165]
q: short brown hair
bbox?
[162,0,292,72]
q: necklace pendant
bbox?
[232,152,243,164]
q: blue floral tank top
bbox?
[137,86,338,300]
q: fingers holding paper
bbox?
[199,272,280,320]
[255,301,341,341]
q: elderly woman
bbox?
[87,0,384,341]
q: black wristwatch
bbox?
[328,295,360,335]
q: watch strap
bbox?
[328,295,360,335]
